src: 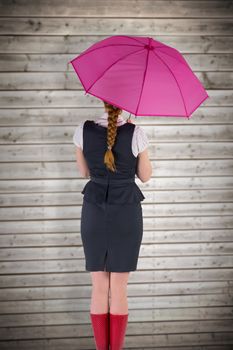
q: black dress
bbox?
[80,120,145,272]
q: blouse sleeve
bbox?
[72,122,84,149]
[135,125,149,155]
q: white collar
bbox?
[95,112,126,125]
[101,112,124,120]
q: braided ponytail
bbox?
[103,101,123,172]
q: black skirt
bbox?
[80,198,143,272]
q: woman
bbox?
[73,101,152,350]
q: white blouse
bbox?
[73,112,149,157]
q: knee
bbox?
[110,284,128,297]
[110,279,128,298]
[92,279,110,296]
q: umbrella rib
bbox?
[70,43,143,63]
[155,47,191,69]
[151,50,188,116]
[135,45,151,116]
[113,35,146,46]
[85,47,146,94]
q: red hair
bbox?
[103,101,123,172]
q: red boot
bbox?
[109,313,128,350]
[90,312,109,350]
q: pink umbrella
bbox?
[69,35,209,118]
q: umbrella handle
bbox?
[127,113,132,123]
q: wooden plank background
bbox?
[0,0,233,349]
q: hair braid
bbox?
[103,101,123,172]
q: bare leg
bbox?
[90,271,110,313]
[89,271,110,350]
[109,272,130,314]
[109,272,130,349]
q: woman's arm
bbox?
[73,122,90,178]
[136,148,152,183]
[133,125,152,182]
[75,147,90,178]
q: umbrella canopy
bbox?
[69,35,209,118]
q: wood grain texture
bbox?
[1,35,233,54]
[0,0,232,18]
[0,18,233,35]
[0,0,232,349]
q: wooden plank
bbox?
[0,268,233,288]
[0,54,232,72]
[1,125,233,145]
[0,277,233,302]
[0,17,233,35]
[1,72,232,90]
[0,256,232,274]
[1,160,233,179]
[128,347,233,350]
[0,107,232,126]
[129,348,233,350]
[0,333,232,350]
[1,294,233,314]
[0,35,232,54]
[0,233,81,247]
[0,307,233,326]
[0,177,232,193]
[0,90,231,108]
[0,202,233,220]
[0,216,232,235]
[130,348,233,350]
[1,143,233,162]
[1,189,232,207]
[0,1,232,18]
[1,229,233,248]
[1,242,233,261]
[0,320,232,340]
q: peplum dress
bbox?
[77,119,146,272]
